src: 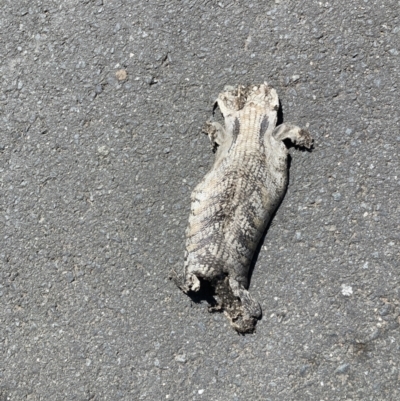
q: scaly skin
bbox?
[174,83,313,333]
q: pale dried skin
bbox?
[174,83,313,333]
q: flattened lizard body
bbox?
[174,83,313,333]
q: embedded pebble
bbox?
[332,192,342,201]
[98,145,110,156]
[65,272,75,283]
[341,284,353,296]
[174,354,187,363]
[335,363,350,374]
[115,69,127,81]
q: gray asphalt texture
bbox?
[1,0,399,400]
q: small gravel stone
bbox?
[341,284,353,296]
[335,363,350,374]
[115,69,127,81]
[332,192,342,201]
[174,354,187,363]
[299,364,311,377]
[378,304,392,317]
[367,329,380,341]
[97,145,110,156]
[65,272,75,283]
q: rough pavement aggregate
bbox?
[0,0,399,400]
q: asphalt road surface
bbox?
[1,0,399,400]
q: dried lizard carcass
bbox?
[174,83,313,333]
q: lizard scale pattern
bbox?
[175,83,313,333]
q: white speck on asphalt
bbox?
[341,284,353,296]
